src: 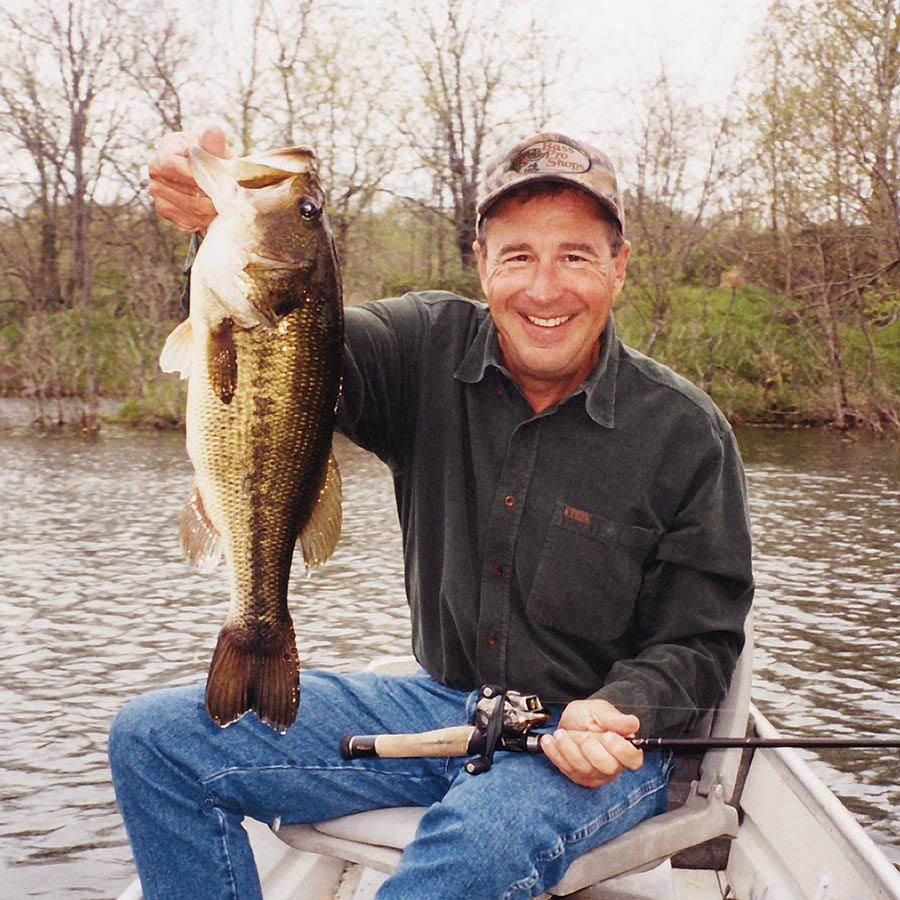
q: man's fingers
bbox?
[149,180,217,233]
[147,128,228,232]
[149,132,194,185]
[541,729,644,788]
[541,730,617,788]
[596,731,644,771]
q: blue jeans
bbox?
[108,670,671,900]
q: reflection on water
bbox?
[0,424,898,897]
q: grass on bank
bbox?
[1,281,898,430]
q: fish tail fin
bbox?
[205,622,300,734]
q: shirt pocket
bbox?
[527,502,660,643]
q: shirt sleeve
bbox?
[593,420,754,737]
[336,296,429,470]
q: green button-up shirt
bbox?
[338,291,753,737]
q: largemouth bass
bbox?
[160,145,343,733]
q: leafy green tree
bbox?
[748,0,900,427]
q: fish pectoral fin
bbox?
[205,621,300,733]
[299,452,342,567]
[207,318,238,404]
[180,487,223,573]
[159,319,194,378]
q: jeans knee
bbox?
[108,685,202,780]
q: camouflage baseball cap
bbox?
[476,132,623,232]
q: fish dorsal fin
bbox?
[299,452,342,567]
[180,486,223,573]
[159,319,194,378]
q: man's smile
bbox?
[523,313,574,328]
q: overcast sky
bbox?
[529,0,772,135]
[609,0,771,96]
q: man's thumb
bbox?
[197,124,229,159]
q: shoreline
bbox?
[0,397,131,431]
[1,395,897,436]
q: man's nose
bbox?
[525,260,563,304]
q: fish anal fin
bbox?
[159,319,194,378]
[207,318,237,404]
[205,622,300,733]
[180,487,222,573]
[299,452,342,567]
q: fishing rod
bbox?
[341,685,900,774]
[633,735,900,751]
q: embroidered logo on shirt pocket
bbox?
[528,502,660,642]
[563,505,592,527]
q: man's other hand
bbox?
[540,699,643,788]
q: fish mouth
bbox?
[523,313,574,328]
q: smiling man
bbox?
[475,178,629,412]
[110,131,753,900]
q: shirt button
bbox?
[504,495,516,508]
[496,388,504,398]
[491,565,503,577]
[520,425,530,438]
[486,632,498,647]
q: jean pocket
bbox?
[527,502,659,643]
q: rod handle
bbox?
[341,725,481,759]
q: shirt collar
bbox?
[454,310,619,428]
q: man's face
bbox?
[475,188,630,411]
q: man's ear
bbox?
[613,240,631,298]
[473,239,489,296]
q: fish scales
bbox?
[160,145,343,733]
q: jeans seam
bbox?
[213,806,238,900]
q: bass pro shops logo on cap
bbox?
[511,139,591,176]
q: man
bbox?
[109,130,753,899]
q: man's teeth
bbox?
[526,314,571,328]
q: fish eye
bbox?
[298,198,321,220]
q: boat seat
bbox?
[275,617,753,896]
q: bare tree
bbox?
[388,0,575,274]
[0,0,190,427]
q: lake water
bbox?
[0,419,898,898]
